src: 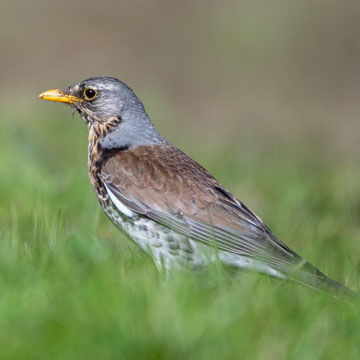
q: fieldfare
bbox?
[39,77,354,297]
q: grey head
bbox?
[41,76,166,149]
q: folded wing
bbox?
[100,144,351,295]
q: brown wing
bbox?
[100,144,332,283]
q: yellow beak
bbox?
[38,89,83,104]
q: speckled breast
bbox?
[86,126,205,270]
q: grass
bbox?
[0,106,360,359]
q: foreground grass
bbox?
[0,107,360,359]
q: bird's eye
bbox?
[84,88,97,100]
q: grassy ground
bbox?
[1,107,360,359]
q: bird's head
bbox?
[39,77,146,125]
[39,77,164,147]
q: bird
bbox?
[39,76,355,297]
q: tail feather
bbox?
[284,260,357,300]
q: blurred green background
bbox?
[1,1,360,359]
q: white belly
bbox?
[99,192,206,270]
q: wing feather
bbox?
[99,145,346,292]
[103,172,320,281]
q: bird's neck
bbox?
[87,115,166,163]
[93,116,166,151]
